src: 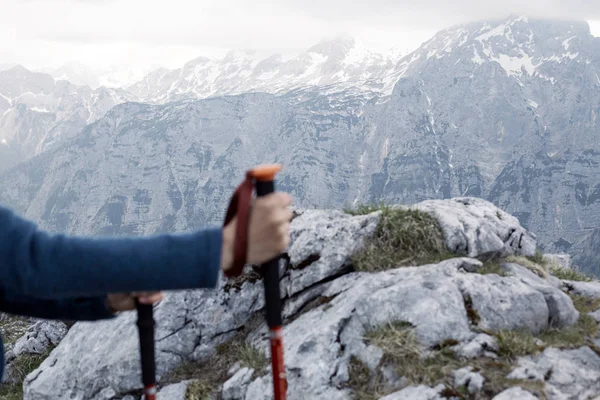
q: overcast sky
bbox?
[2,0,600,72]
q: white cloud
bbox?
[0,0,599,71]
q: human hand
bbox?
[107,292,165,312]
[221,192,293,273]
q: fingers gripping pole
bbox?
[136,301,157,400]
[252,165,288,400]
[222,163,288,400]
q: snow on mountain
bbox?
[42,62,151,89]
[0,63,17,71]
[388,15,595,85]
[128,36,403,103]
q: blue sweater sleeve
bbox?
[0,289,115,321]
[0,206,223,299]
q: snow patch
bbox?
[537,73,557,84]
[381,136,390,160]
[30,106,51,113]
[343,44,371,66]
[493,51,535,76]
[562,36,576,50]
[0,92,12,104]
[458,32,469,47]
[472,47,484,65]
[476,22,509,42]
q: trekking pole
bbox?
[135,300,157,400]
[223,164,288,400]
[253,166,288,400]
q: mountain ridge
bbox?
[2,15,600,277]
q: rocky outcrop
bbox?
[12,198,600,399]
[2,320,67,384]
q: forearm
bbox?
[0,206,223,299]
[0,289,114,321]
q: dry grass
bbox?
[570,295,600,314]
[348,204,454,272]
[549,265,594,282]
[0,314,32,349]
[495,329,542,361]
[519,251,595,282]
[0,383,23,400]
[355,321,462,394]
[346,356,385,400]
[505,256,549,279]
[477,260,509,277]
[365,321,421,363]
[494,293,600,357]
[348,298,599,400]
[161,314,267,400]
[175,339,268,400]
[0,346,55,399]
[526,251,547,266]
[185,381,214,400]
[470,358,547,399]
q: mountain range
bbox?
[39,62,152,90]
[0,66,135,172]
[128,36,404,103]
[1,15,600,276]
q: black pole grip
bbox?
[255,180,283,329]
[136,301,156,387]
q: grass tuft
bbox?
[346,356,384,400]
[549,265,594,282]
[363,321,462,387]
[495,329,541,361]
[478,260,509,277]
[0,346,55,399]
[505,256,548,278]
[538,314,598,349]
[526,251,547,266]
[349,204,454,272]
[348,300,598,399]
[570,295,600,314]
[185,381,213,400]
[164,315,267,400]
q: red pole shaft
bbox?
[252,165,287,400]
[143,385,157,400]
[270,326,287,400]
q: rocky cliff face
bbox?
[3,198,599,400]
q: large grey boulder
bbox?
[378,384,446,400]
[562,280,600,298]
[8,321,68,359]
[492,387,539,400]
[410,197,537,257]
[156,380,197,400]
